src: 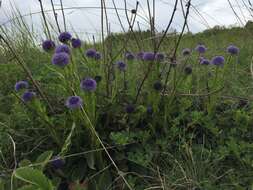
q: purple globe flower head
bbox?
[85,48,97,58]
[137,51,144,60]
[58,32,72,43]
[147,106,153,115]
[52,52,70,67]
[182,48,191,56]
[125,104,135,114]
[116,61,127,71]
[42,39,55,52]
[153,81,163,91]
[95,52,102,60]
[195,44,207,54]
[51,156,65,169]
[55,44,71,54]
[80,78,97,92]
[155,53,165,61]
[71,38,82,48]
[65,96,83,109]
[143,52,156,61]
[15,81,29,91]
[125,51,135,60]
[22,91,36,102]
[211,56,225,66]
[200,58,210,65]
[227,45,239,55]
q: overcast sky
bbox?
[0,0,252,40]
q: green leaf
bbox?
[17,185,39,190]
[60,122,76,156]
[35,151,53,170]
[14,167,54,190]
[86,153,96,170]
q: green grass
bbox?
[0,15,253,190]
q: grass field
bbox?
[0,3,253,190]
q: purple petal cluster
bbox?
[137,51,144,60]
[155,53,165,61]
[42,40,55,52]
[95,52,102,60]
[143,52,155,61]
[125,52,135,60]
[211,56,225,66]
[22,91,36,102]
[55,44,71,54]
[116,61,127,71]
[15,81,29,91]
[200,58,210,65]
[58,32,72,43]
[195,44,207,54]
[80,78,97,92]
[71,38,82,48]
[52,52,70,67]
[85,48,97,58]
[51,156,65,169]
[65,96,83,109]
[227,45,239,55]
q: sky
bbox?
[0,0,252,40]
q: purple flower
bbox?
[153,81,163,91]
[22,91,36,102]
[95,52,102,60]
[195,44,207,54]
[85,48,97,58]
[55,44,71,54]
[155,53,165,61]
[211,56,225,66]
[200,58,210,65]
[125,52,135,60]
[58,32,72,43]
[65,96,83,109]
[15,81,29,91]
[51,156,65,169]
[182,48,191,56]
[52,52,70,67]
[80,78,97,92]
[227,45,239,55]
[147,106,153,115]
[125,104,135,113]
[143,52,155,61]
[116,61,127,71]
[71,38,82,48]
[42,40,55,52]
[137,52,144,60]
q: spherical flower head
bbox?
[153,81,163,91]
[80,78,97,92]
[71,38,82,48]
[137,51,144,60]
[147,106,153,115]
[195,44,207,54]
[85,48,97,58]
[52,52,70,67]
[22,91,36,102]
[125,52,135,60]
[94,75,102,83]
[95,52,102,60]
[42,39,55,52]
[51,156,65,169]
[155,53,165,61]
[182,48,191,56]
[116,61,127,71]
[55,44,71,54]
[200,58,210,65]
[227,45,239,55]
[58,32,72,43]
[143,52,155,61]
[125,104,135,114]
[15,81,29,91]
[184,65,192,75]
[65,96,83,109]
[211,56,225,66]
